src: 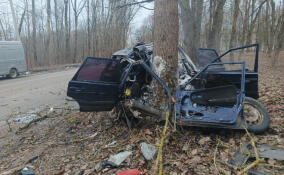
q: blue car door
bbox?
[67,57,121,112]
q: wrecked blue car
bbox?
[67,43,270,134]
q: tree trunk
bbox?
[153,1,179,173]
[207,0,226,52]
[18,9,26,35]
[241,0,250,49]
[229,0,240,61]
[0,19,7,40]
[272,3,284,66]
[246,0,266,46]
[74,15,78,62]
[46,0,51,65]
[32,0,38,65]
[268,0,276,54]
[153,0,179,107]
[54,0,60,64]
[64,0,70,63]
[8,0,20,40]
[180,0,204,63]
[87,0,91,56]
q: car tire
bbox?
[9,68,18,78]
[243,97,270,134]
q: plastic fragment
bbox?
[20,167,35,175]
[109,151,132,166]
[140,142,157,160]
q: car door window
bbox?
[75,58,121,82]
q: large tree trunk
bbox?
[32,0,38,65]
[153,3,178,174]
[153,0,179,106]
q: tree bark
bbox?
[64,0,70,63]
[0,19,7,40]
[180,0,204,63]
[87,0,91,56]
[153,0,179,107]
[18,9,26,35]
[207,0,226,52]
[46,0,51,65]
[32,0,38,65]
[54,0,60,64]
[8,0,20,40]
[229,0,240,61]
[272,2,284,66]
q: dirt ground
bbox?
[0,67,77,127]
[0,52,283,175]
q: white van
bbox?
[0,41,28,78]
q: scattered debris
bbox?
[229,143,284,166]
[20,167,35,175]
[17,114,49,132]
[106,141,117,148]
[13,112,39,124]
[101,161,118,169]
[140,142,157,160]
[117,168,147,175]
[109,151,132,166]
[248,169,273,175]
[0,166,24,175]
[198,136,211,145]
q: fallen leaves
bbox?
[0,53,284,174]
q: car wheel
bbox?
[243,97,270,134]
[9,68,18,78]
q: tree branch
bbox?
[116,0,154,9]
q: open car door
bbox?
[196,44,259,99]
[67,57,121,112]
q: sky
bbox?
[131,1,154,29]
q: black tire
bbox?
[9,68,18,78]
[243,97,270,134]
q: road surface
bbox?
[0,68,78,126]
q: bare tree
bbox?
[86,0,90,56]
[229,0,240,61]
[45,0,51,65]
[64,0,70,63]
[272,2,284,66]
[207,0,226,51]
[180,0,204,63]
[71,0,86,62]
[32,0,37,64]
[8,0,20,40]
[0,19,7,40]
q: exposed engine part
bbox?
[126,100,166,120]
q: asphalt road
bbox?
[0,68,78,126]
